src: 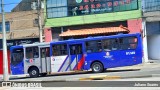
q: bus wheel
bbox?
[91,62,104,73]
[29,67,39,78]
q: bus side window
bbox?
[33,47,39,58]
[26,47,39,59]
[103,39,111,51]
[41,49,46,58]
[46,47,50,57]
[52,44,67,56]
[111,39,119,50]
[86,40,102,53]
[26,48,33,59]
[128,37,137,49]
[70,45,82,55]
[119,37,137,50]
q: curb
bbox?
[1,74,160,82]
[79,75,121,81]
[78,74,160,81]
[152,74,160,77]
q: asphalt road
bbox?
[9,65,160,81]
[1,77,160,90]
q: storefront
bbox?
[147,21,160,60]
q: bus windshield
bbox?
[11,48,24,65]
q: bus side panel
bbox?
[70,54,85,70]
[51,55,69,72]
[76,54,85,70]
[84,52,118,70]
[11,61,24,75]
[133,35,143,64]
[66,55,76,71]
[113,50,138,67]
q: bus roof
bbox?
[10,42,50,50]
[50,33,141,45]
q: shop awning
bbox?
[59,26,129,37]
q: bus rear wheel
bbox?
[29,67,39,78]
[91,62,104,73]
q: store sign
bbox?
[68,0,138,16]
[0,38,39,50]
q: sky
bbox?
[0,0,22,12]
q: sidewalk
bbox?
[0,74,28,81]
[107,60,160,71]
[78,60,160,81]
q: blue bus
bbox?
[10,33,142,77]
[50,33,142,73]
[10,42,50,77]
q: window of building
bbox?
[0,22,10,32]
[143,0,160,12]
[46,0,68,18]
[46,0,138,18]
[114,0,138,12]
[52,44,67,56]
[86,40,102,53]
[26,47,39,59]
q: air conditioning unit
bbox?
[31,2,37,10]
[33,19,39,27]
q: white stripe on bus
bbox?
[60,57,70,72]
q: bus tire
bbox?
[29,67,39,78]
[91,62,104,73]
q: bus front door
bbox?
[40,47,51,73]
[69,44,84,71]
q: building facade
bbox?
[0,0,44,74]
[0,0,45,48]
[44,0,142,41]
[142,0,160,60]
[0,10,44,47]
[12,0,44,12]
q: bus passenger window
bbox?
[41,49,46,58]
[33,47,39,58]
[119,37,137,50]
[26,47,39,59]
[26,48,33,59]
[70,45,82,55]
[111,39,119,50]
[103,39,111,51]
[52,44,67,56]
[86,40,102,53]
[46,47,50,57]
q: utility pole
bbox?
[142,17,149,63]
[37,0,43,42]
[141,2,149,63]
[1,0,9,81]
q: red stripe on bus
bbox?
[77,55,85,70]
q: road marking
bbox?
[79,75,121,81]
